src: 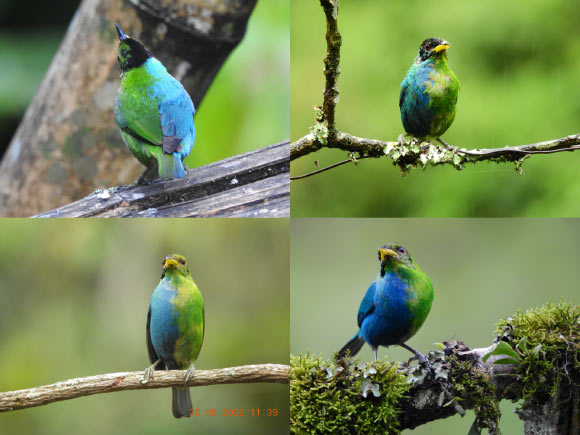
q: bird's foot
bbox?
[400,343,433,371]
[144,359,161,381]
[136,165,159,185]
[397,133,410,147]
[414,351,434,371]
[185,363,196,383]
[436,137,458,152]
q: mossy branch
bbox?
[0,364,290,412]
[290,0,580,178]
[290,302,580,435]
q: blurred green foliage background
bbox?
[291,218,580,434]
[0,0,289,167]
[291,0,580,217]
[192,0,289,167]
[0,219,289,434]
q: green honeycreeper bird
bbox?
[338,244,434,364]
[114,24,196,182]
[145,254,204,418]
[399,38,459,148]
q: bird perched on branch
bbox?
[145,254,204,418]
[114,24,196,182]
[338,244,434,365]
[399,38,459,148]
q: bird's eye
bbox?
[397,246,405,254]
[179,259,185,265]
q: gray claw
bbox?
[185,364,196,383]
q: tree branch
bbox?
[291,132,580,174]
[320,0,341,140]
[0,364,289,412]
[290,0,580,176]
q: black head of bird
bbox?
[416,37,451,63]
[115,23,152,73]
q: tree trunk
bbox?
[0,0,257,217]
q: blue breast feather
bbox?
[360,271,412,347]
[149,279,180,363]
[400,61,435,137]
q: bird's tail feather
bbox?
[158,152,186,179]
[338,331,366,358]
[172,386,192,418]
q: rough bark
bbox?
[516,376,580,435]
[0,0,257,217]
[0,364,290,412]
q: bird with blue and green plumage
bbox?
[145,254,204,418]
[114,24,196,183]
[399,38,459,149]
[338,244,434,366]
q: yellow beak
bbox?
[164,258,179,269]
[433,43,450,53]
[379,248,397,262]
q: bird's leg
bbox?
[436,137,458,152]
[144,359,161,381]
[136,165,159,185]
[185,363,196,383]
[399,343,432,369]
[372,347,378,361]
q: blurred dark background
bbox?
[0,0,79,158]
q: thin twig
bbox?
[290,155,374,180]
[0,364,289,412]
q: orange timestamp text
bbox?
[188,408,279,417]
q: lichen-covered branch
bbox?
[320,0,341,139]
[290,0,580,176]
[291,302,580,434]
[291,132,580,175]
[0,364,289,412]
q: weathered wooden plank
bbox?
[34,141,289,218]
[129,174,289,218]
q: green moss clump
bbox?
[446,352,501,433]
[495,301,580,408]
[290,353,410,434]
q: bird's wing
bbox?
[399,83,407,109]
[158,92,195,154]
[399,74,411,109]
[146,305,164,368]
[201,304,205,347]
[120,106,164,146]
[357,281,377,328]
